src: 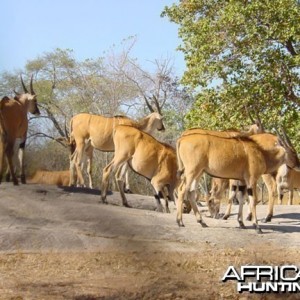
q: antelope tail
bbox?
[68,118,76,155]
[176,139,185,179]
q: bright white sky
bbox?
[0,0,185,75]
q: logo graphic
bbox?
[222,266,300,293]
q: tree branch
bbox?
[27,132,67,148]
[285,38,297,56]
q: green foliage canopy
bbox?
[162,0,300,136]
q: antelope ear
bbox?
[14,89,21,96]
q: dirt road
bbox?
[0,183,299,299]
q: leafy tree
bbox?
[162,0,300,140]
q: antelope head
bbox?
[15,74,40,116]
[277,127,300,171]
[144,95,165,132]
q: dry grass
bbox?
[0,245,299,300]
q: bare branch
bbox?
[27,132,68,148]
[244,105,255,124]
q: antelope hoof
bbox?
[198,220,208,228]
[177,219,185,227]
[156,206,164,213]
[216,213,224,219]
[100,197,108,204]
[246,213,252,221]
[165,208,171,214]
[124,188,133,194]
[5,173,10,182]
[238,221,246,229]
[223,214,230,220]
[21,175,26,184]
[233,198,239,205]
[255,227,263,234]
[262,215,272,223]
[123,202,131,208]
[12,178,19,185]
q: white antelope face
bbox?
[19,75,40,115]
[151,112,165,132]
[27,94,40,115]
[283,144,300,171]
[277,129,300,171]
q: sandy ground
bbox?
[0,182,300,299]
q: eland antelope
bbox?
[263,129,300,222]
[0,75,40,185]
[101,125,178,212]
[176,131,300,233]
[28,170,70,187]
[0,113,6,183]
[182,122,264,218]
[69,110,165,188]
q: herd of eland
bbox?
[1,74,300,234]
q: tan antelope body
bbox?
[101,125,178,212]
[0,76,40,185]
[276,164,300,205]
[176,132,299,233]
[69,112,165,188]
[188,124,285,223]
[0,114,6,183]
[28,170,70,186]
[182,123,264,218]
